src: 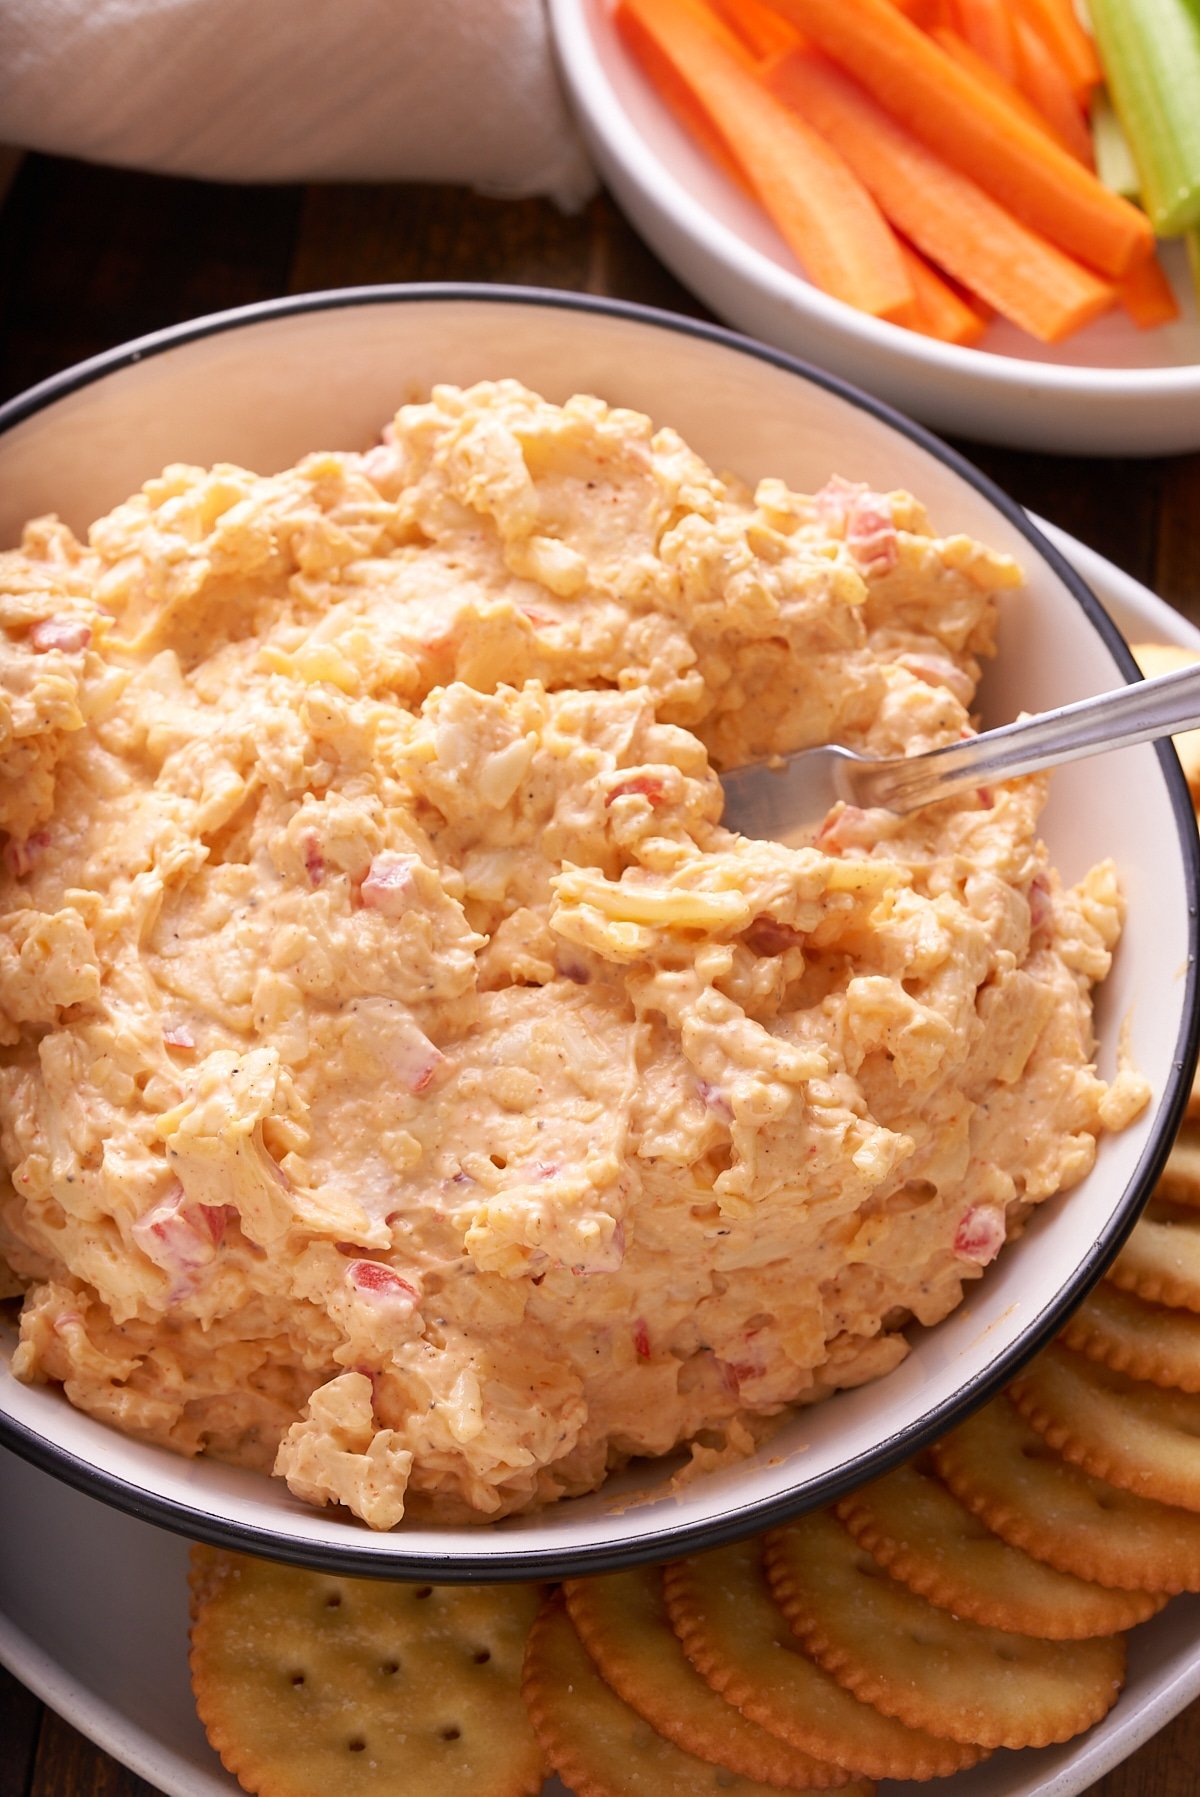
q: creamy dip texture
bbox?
[0,381,1147,1526]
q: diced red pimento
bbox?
[953,1203,1007,1266]
[813,476,898,572]
[405,1049,443,1092]
[1028,872,1053,934]
[3,830,51,878]
[606,774,666,808]
[812,474,861,526]
[361,850,420,916]
[745,915,806,956]
[303,834,325,886]
[633,1317,651,1361]
[386,1023,443,1094]
[846,504,899,573]
[132,1183,229,1275]
[30,616,91,654]
[896,651,974,705]
[814,805,876,851]
[194,1203,235,1245]
[348,1260,419,1301]
[556,949,591,985]
[696,1077,733,1123]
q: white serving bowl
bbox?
[0,286,1195,1580]
[548,0,1200,456]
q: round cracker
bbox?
[932,1392,1200,1594]
[563,1567,847,1790]
[1009,1340,1200,1511]
[1155,1121,1200,1210]
[1060,1280,1200,1391]
[661,1536,984,1782]
[1130,642,1200,789]
[834,1457,1163,1637]
[765,1509,1125,1751]
[189,1548,544,1797]
[188,1541,231,1625]
[522,1592,868,1797]
[1106,1200,1200,1311]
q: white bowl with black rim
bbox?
[547,0,1200,457]
[0,285,1195,1580]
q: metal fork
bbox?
[719,661,1200,845]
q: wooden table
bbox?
[0,150,1197,1796]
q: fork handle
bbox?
[857,661,1200,813]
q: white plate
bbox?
[548,0,1200,455]
[1,528,1197,1797]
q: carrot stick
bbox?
[1010,0,1103,100]
[706,0,803,61]
[616,0,917,323]
[766,49,1116,342]
[887,0,948,21]
[898,241,990,344]
[931,24,1067,144]
[765,0,1154,275]
[616,0,752,189]
[1011,13,1095,166]
[1116,254,1182,329]
[951,0,1019,86]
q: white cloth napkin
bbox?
[0,0,597,209]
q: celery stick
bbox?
[1187,226,1200,310]
[1090,87,1141,198]
[1087,0,1200,235]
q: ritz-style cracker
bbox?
[764,1508,1126,1751]
[562,1566,847,1790]
[1060,1280,1200,1390]
[661,1537,983,1782]
[1009,1340,1200,1511]
[932,1391,1200,1593]
[522,1592,870,1797]
[1154,1122,1200,1207]
[1105,1201,1200,1311]
[834,1456,1164,1637]
[188,1548,544,1797]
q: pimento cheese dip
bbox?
[0,382,1147,1527]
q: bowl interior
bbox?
[0,290,1195,1575]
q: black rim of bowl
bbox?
[1,282,1197,1581]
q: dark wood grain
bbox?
[0,1657,40,1797]
[0,149,1198,1796]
